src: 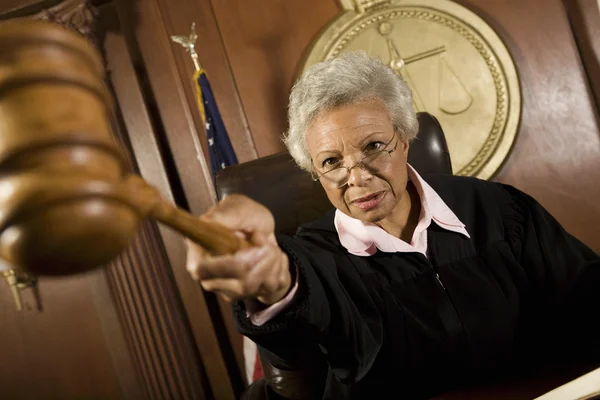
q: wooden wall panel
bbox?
[454,0,600,252]
[564,0,600,112]
[0,0,60,16]
[0,271,132,399]
[210,0,342,157]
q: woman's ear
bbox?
[401,139,409,157]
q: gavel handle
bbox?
[151,200,250,255]
[0,173,248,260]
[126,175,250,255]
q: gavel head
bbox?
[0,20,142,276]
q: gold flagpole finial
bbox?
[171,22,201,71]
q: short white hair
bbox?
[283,51,419,172]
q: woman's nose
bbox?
[347,163,372,187]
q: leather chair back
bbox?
[215,112,451,234]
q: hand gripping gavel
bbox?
[0,20,247,276]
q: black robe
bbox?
[233,175,600,399]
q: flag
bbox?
[194,68,238,179]
[243,336,264,383]
[193,68,263,384]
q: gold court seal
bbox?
[300,0,522,180]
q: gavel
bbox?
[0,19,247,277]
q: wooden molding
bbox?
[563,0,600,115]
[105,221,208,400]
[14,0,101,44]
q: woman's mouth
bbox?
[351,191,385,210]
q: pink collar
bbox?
[334,164,470,257]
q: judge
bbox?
[185,51,600,399]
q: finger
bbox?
[199,278,243,302]
[200,278,241,295]
[201,246,281,299]
[267,233,278,247]
[185,240,210,279]
[233,230,246,240]
[185,238,208,256]
[248,229,270,247]
[202,195,274,235]
[230,228,262,244]
[233,229,276,249]
[278,250,291,293]
[189,246,270,281]
[255,249,292,305]
[245,246,286,296]
[260,249,290,296]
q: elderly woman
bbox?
[186,52,600,399]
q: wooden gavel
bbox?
[0,20,247,276]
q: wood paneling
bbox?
[453,0,600,252]
[0,271,131,399]
[0,0,60,16]
[209,0,342,157]
[564,0,600,112]
[106,222,208,400]
[89,266,144,399]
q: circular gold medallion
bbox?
[300,0,521,180]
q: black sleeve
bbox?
[501,184,600,362]
[231,231,383,383]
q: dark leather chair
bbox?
[215,112,451,399]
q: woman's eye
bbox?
[364,141,384,152]
[322,157,339,168]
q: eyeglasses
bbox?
[311,136,399,188]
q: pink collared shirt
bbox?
[249,164,470,326]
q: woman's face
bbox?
[306,98,410,223]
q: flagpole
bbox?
[171,23,239,185]
[171,22,202,71]
[170,23,208,166]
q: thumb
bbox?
[184,238,208,278]
[202,195,274,237]
[247,229,271,247]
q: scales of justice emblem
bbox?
[300,0,522,180]
[381,25,473,115]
